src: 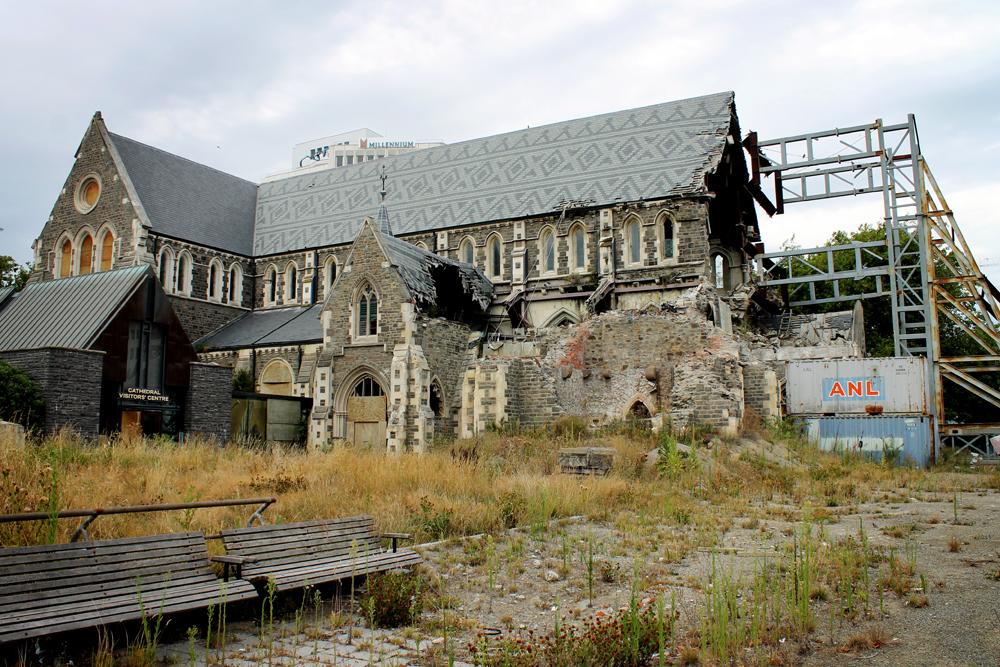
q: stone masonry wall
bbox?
[742,363,780,419]
[184,362,232,443]
[32,116,141,282]
[170,296,248,342]
[0,348,104,438]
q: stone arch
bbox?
[486,232,503,280]
[284,260,299,304]
[568,221,589,272]
[259,359,294,396]
[351,277,380,341]
[540,307,581,329]
[323,254,338,298]
[710,247,736,292]
[158,246,175,291]
[429,376,445,417]
[264,263,279,305]
[537,224,557,275]
[459,235,476,265]
[207,258,225,302]
[96,223,116,272]
[624,394,655,423]
[335,365,389,448]
[655,210,678,262]
[228,261,244,304]
[622,213,644,267]
[55,231,74,278]
[175,249,193,295]
[74,225,97,275]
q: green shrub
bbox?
[0,360,45,432]
[232,368,254,393]
[362,572,424,627]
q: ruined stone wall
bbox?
[504,359,564,429]
[742,362,780,419]
[473,286,748,435]
[416,316,477,436]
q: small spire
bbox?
[376,164,393,237]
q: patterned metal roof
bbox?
[255,92,735,256]
[0,266,151,351]
[110,133,258,256]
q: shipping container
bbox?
[803,415,933,467]
[785,357,931,416]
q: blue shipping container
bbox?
[804,415,933,467]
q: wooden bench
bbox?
[216,515,422,593]
[0,531,257,644]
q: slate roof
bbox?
[110,133,258,256]
[196,304,323,350]
[380,232,494,312]
[254,92,735,256]
[0,266,151,351]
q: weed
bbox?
[948,536,963,553]
[363,572,425,627]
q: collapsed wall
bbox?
[462,284,782,437]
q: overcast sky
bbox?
[2,0,999,284]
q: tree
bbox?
[0,257,31,291]
[0,360,45,432]
[233,368,255,393]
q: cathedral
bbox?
[14,91,769,448]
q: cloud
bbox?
[2,0,999,274]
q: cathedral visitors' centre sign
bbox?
[118,386,177,406]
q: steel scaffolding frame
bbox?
[752,116,1000,459]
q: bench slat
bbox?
[0,531,258,645]
[0,580,256,643]
[217,515,422,593]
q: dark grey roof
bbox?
[0,266,151,351]
[380,231,493,312]
[255,92,735,255]
[111,133,258,256]
[0,286,15,315]
[197,304,323,350]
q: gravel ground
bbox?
[149,479,1000,666]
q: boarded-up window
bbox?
[79,235,93,274]
[60,240,72,278]
[100,233,114,271]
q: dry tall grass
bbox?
[0,420,981,549]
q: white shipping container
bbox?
[786,357,931,416]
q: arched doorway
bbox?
[344,373,387,448]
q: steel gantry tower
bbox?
[749,116,1000,459]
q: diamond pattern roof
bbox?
[254,92,735,256]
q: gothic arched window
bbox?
[356,283,379,338]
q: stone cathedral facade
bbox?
[25,91,773,449]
